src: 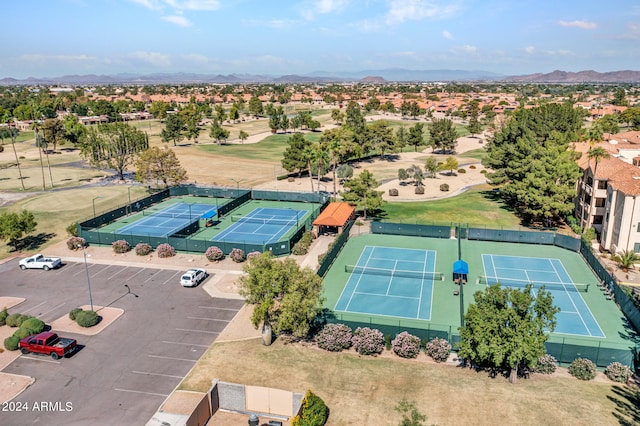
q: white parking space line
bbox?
[198,306,239,311]
[126,268,147,281]
[21,356,60,364]
[162,340,210,348]
[39,302,67,317]
[161,271,182,286]
[114,389,169,397]
[71,264,94,277]
[91,265,113,276]
[175,328,220,334]
[132,370,183,379]
[108,266,130,279]
[21,301,47,314]
[187,316,230,322]
[147,354,197,362]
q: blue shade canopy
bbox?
[453,259,469,274]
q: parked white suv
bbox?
[180,268,208,287]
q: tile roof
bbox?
[312,202,354,227]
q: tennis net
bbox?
[476,276,590,292]
[231,215,297,226]
[345,265,445,281]
[142,210,199,220]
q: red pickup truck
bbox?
[19,332,77,360]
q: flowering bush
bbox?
[425,337,451,363]
[440,183,450,192]
[605,362,632,383]
[315,323,353,352]
[112,239,131,254]
[568,358,596,380]
[534,354,558,375]
[230,248,246,263]
[156,243,176,258]
[392,332,421,359]
[205,246,224,261]
[66,236,86,251]
[134,243,153,256]
[246,251,261,260]
[351,327,384,356]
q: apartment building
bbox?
[575,131,640,253]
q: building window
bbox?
[595,198,606,207]
[586,176,593,187]
[593,216,603,225]
[597,180,607,190]
[635,243,640,253]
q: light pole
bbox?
[127,186,132,215]
[228,178,246,198]
[92,196,104,218]
[80,244,94,311]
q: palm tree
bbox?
[31,123,47,191]
[586,146,610,229]
[612,250,640,272]
[2,116,25,191]
[301,144,316,192]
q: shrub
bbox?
[156,243,176,258]
[534,354,558,375]
[568,358,597,380]
[5,313,22,327]
[75,310,100,328]
[392,332,421,359]
[351,327,384,356]
[4,335,20,351]
[66,221,79,237]
[293,232,314,255]
[440,183,450,192]
[20,318,45,335]
[112,239,131,254]
[414,186,425,195]
[13,327,33,340]
[469,165,476,169]
[133,243,152,256]
[315,323,352,352]
[230,248,246,263]
[66,236,86,250]
[205,246,224,261]
[458,168,466,174]
[246,251,261,260]
[605,362,632,383]
[0,307,8,326]
[291,390,328,426]
[69,308,83,321]
[16,314,33,327]
[480,169,487,174]
[389,188,399,196]
[425,337,451,363]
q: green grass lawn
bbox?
[381,184,521,227]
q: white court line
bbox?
[21,301,47,314]
[175,328,220,334]
[147,354,197,362]
[354,291,419,300]
[21,356,60,364]
[344,247,375,312]
[162,340,210,348]
[115,388,169,397]
[187,316,230,322]
[132,370,183,379]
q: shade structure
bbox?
[453,259,469,274]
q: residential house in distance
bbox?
[575,131,640,254]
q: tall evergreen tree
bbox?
[282,133,308,177]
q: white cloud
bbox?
[392,51,416,57]
[385,0,459,25]
[349,18,381,32]
[181,53,209,64]
[128,51,172,67]
[524,46,536,54]
[302,0,350,20]
[616,22,640,40]
[128,0,219,11]
[558,20,598,30]
[442,30,453,40]
[451,45,477,54]
[19,54,97,63]
[162,14,192,26]
[255,55,285,64]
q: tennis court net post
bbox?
[345,265,445,281]
[476,275,589,292]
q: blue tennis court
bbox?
[481,254,605,337]
[117,203,217,237]
[212,207,305,244]
[335,246,440,320]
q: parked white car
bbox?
[19,254,62,271]
[180,268,208,287]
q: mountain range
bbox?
[0,69,639,85]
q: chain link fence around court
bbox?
[363,220,638,367]
[79,185,327,256]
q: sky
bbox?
[1,0,639,79]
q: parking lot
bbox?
[0,258,243,425]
